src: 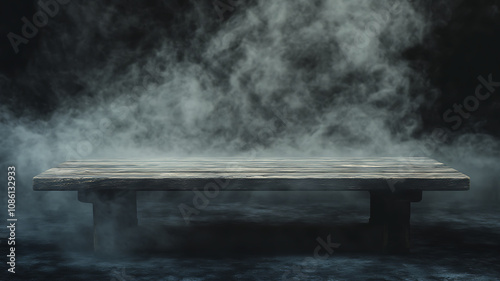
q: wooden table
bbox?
[33,157,470,254]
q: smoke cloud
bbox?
[0,0,499,243]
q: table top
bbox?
[33,157,470,191]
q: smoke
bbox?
[5,1,429,156]
[0,0,499,243]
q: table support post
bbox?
[78,190,137,255]
[369,190,421,253]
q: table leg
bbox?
[369,190,421,253]
[78,190,137,255]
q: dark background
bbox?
[0,1,499,280]
[1,0,500,134]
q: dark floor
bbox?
[1,192,500,281]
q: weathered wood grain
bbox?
[33,157,470,191]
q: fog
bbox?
[0,0,499,244]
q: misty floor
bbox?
[3,192,500,281]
